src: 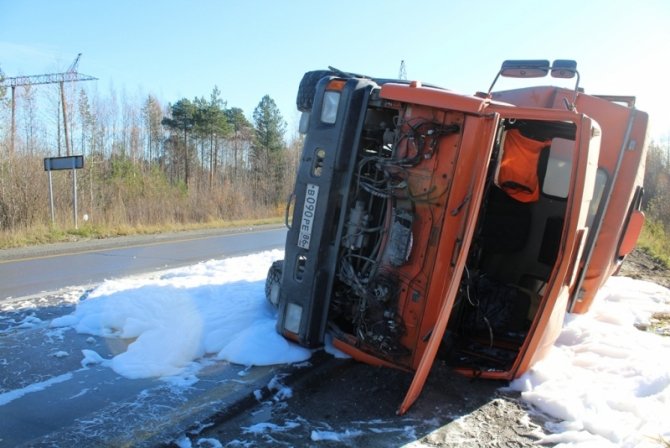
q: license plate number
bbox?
[298,183,319,249]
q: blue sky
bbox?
[1,0,669,140]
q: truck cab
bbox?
[266,60,647,413]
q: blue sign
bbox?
[44,155,84,171]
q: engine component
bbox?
[342,201,369,250]
[386,208,414,266]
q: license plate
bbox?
[298,183,319,249]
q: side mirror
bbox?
[487,59,580,110]
[500,60,551,78]
[551,60,577,79]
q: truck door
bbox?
[373,83,501,414]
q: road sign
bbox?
[44,155,84,171]
[44,155,84,228]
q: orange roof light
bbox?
[326,79,346,91]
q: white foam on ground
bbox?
[310,429,364,442]
[51,250,311,379]
[25,248,670,446]
[0,372,73,406]
[510,277,670,447]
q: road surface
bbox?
[0,225,286,300]
[0,225,294,447]
[0,307,297,447]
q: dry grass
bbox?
[638,219,670,268]
[0,152,292,249]
[0,217,283,249]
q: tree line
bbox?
[0,64,301,234]
[1,64,669,251]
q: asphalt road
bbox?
[0,225,294,446]
[0,297,296,447]
[0,225,287,300]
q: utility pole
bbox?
[0,53,97,154]
[10,85,16,153]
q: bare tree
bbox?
[142,95,163,164]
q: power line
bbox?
[0,53,98,155]
[3,71,97,88]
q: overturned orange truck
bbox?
[265,60,648,414]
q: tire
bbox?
[296,70,337,112]
[265,260,284,308]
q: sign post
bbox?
[48,170,55,224]
[44,155,84,228]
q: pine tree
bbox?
[253,95,286,155]
[191,88,233,188]
[225,107,254,177]
[252,95,287,205]
[162,98,196,186]
[205,86,232,187]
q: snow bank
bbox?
[511,277,670,447]
[51,250,311,379]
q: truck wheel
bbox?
[265,260,283,308]
[297,70,337,112]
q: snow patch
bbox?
[16,315,43,329]
[0,373,73,406]
[310,429,364,442]
[68,388,90,399]
[80,349,108,367]
[511,277,670,447]
[51,251,311,379]
[253,389,263,401]
[324,333,351,359]
[242,421,300,434]
[195,438,223,448]
[173,435,192,448]
[267,374,293,401]
[0,287,85,312]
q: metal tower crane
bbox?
[0,53,97,155]
[67,53,82,73]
